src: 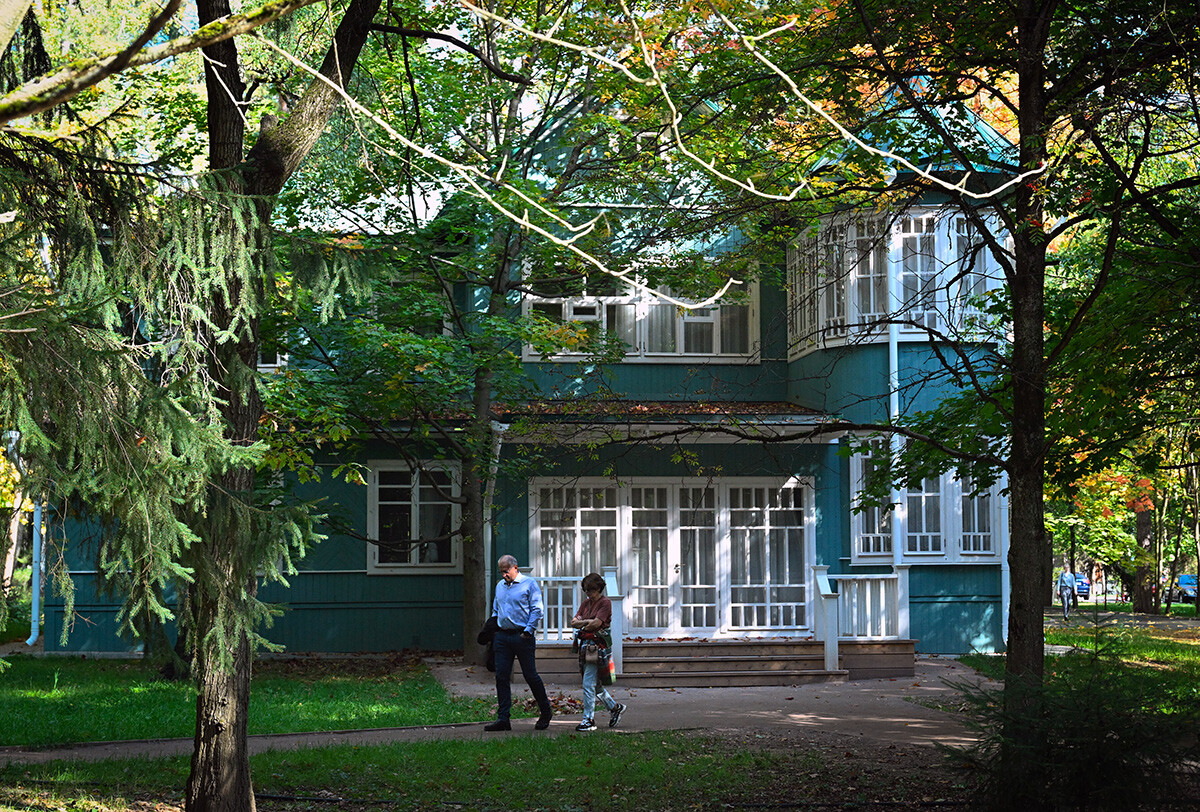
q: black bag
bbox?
[477,616,500,673]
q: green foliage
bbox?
[954,623,1200,811]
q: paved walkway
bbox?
[0,656,992,765]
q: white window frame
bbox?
[523,281,759,363]
[850,444,893,559]
[367,460,462,574]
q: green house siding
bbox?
[908,566,1004,654]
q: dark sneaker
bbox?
[575,719,597,732]
[484,720,511,732]
[608,703,626,728]
[534,711,553,730]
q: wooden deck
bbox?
[523,638,915,688]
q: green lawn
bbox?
[0,654,496,748]
[0,732,804,812]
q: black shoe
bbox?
[534,711,553,730]
[576,718,597,732]
[484,720,511,732]
[609,703,626,728]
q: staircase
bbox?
[526,638,914,688]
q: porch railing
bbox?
[531,566,623,673]
[828,567,910,640]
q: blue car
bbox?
[1173,574,1197,603]
[1075,576,1090,599]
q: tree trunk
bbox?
[182,0,381,805]
[1133,509,1154,613]
[186,624,255,812]
[2,491,21,597]
[998,4,1053,807]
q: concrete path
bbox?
[0,656,991,765]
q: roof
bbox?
[491,400,826,424]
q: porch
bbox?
[530,566,915,687]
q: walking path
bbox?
[0,656,992,765]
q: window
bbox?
[850,444,999,562]
[527,277,756,362]
[905,476,943,554]
[852,443,893,557]
[368,463,461,573]
[787,209,1001,358]
[854,219,890,326]
[899,216,939,332]
[953,217,990,321]
[960,476,993,553]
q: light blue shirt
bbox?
[492,572,545,635]
[1058,571,1077,593]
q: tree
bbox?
[263,0,765,662]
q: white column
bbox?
[603,564,623,673]
[812,565,839,672]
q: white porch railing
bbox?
[829,566,910,640]
[532,566,623,673]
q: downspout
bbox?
[26,501,42,646]
[887,223,910,640]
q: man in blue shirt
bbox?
[485,554,554,731]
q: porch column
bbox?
[812,565,839,672]
[895,564,911,639]
[603,565,623,674]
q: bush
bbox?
[952,623,1200,811]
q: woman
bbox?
[570,572,627,731]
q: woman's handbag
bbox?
[583,641,600,665]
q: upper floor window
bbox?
[524,275,757,363]
[367,462,461,574]
[788,209,1000,358]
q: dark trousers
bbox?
[493,629,551,721]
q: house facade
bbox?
[44,194,1009,664]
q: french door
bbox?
[532,478,811,636]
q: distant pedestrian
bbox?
[570,572,626,731]
[484,555,554,732]
[1057,570,1077,620]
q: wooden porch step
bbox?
[622,654,827,673]
[616,669,849,688]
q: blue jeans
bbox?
[493,629,551,721]
[582,659,616,720]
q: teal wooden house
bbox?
[42,109,1013,684]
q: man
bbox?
[485,554,554,731]
[1057,569,1077,621]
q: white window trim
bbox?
[522,282,761,364]
[366,460,462,575]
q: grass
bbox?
[0,654,496,748]
[962,611,1200,716]
[0,732,813,812]
[0,730,957,812]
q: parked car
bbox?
[1172,574,1197,603]
[1075,576,1090,599]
